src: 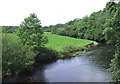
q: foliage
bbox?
[62,45,87,53]
[51,20,78,38]
[35,47,58,63]
[2,26,19,33]
[64,25,78,38]
[42,26,50,32]
[75,4,116,42]
[105,7,120,82]
[103,26,116,44]
[2,33,36,77]
[43,24,64,33]
[58,45,88,59]
[18,13,48,51]
[46,1,117,43]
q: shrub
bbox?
[2,34,36,77]
[35,47,58,63]
[59,45,88,59]
[62,45,86,53]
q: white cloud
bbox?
[0,0,109,26]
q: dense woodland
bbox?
[1,1,120,82]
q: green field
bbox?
[44,34,95,51]
[3,33,95,52]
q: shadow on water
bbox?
[2,44,115,82]
[87,44,115,69]
[2,65,47,82]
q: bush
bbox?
[59,45,88,59]
[2,34,36,77]
[35,47,58,63]
[62,45,86,53]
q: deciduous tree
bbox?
[18,13,48,51]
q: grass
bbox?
[3,33,96,52]
[2,33,96,77]
[44,34,95,52]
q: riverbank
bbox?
[3,33,97,61]
[57,42,99,59]
[44,34,97,59]
[3,44,114,82]
[2,33,97,78]
[44,34,95,51]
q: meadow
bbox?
[5,33,95,52]
[44,34,95,51]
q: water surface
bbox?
[3,44,115,82]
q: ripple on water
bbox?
[44,55,112,82]
[3,45,114,82]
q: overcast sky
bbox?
[0,0,110,26]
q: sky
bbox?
[0,0,110,26]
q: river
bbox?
[3,44,115,82]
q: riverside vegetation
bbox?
[2,1,120,82]
[2,14,95,78]
[2,32,95,77]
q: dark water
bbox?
[3,44,115,82]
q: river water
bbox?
[3,44,115,82]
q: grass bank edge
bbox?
[3,33,97,59]
[2,33,97,77]
[44,33,97,59]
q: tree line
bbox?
[43,2,118,44]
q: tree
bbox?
[18,13,48,51]
[105,7,120,82]
[2,26,7,33]
[2,34,36,77]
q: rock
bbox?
[94,42,98,46]
[86,42,98,48]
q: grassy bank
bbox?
[3,33,96,57]
[2,33,96,77]
[4,33,96,58]
[44,34,95,52]
[44,34,96,58]
[4,33,95,51]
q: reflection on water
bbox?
[3,44,115,82]
[87,44,115,69]
[44,56,111,82]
